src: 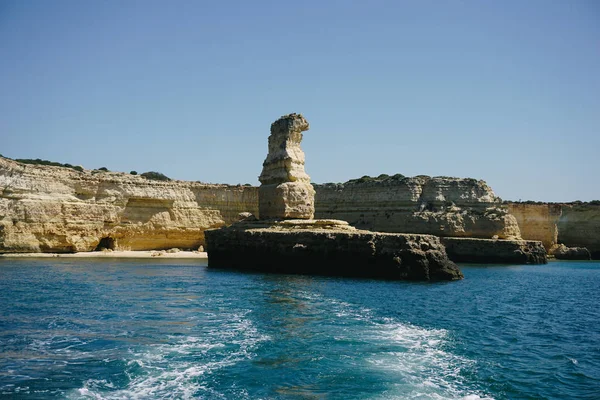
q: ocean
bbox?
[0,259,598,399]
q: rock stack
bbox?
[205,113,465,281]
[258,113,315,220]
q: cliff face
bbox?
[5,155,597,257]
[558,204,600,259]
[506,202,600,259]
[314,176,521,240]
[0,157,258,253]
[507,203,562,250]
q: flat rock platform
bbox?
[205,219,463,281]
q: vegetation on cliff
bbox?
[318,173,482,187]
[346,173,406,184]
[140,171,171,181]
[1,156,84,172]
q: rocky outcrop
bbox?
[0,157,258,253]
[205,219,463,281]
[206,113,462,281]
[550,244,591,260]
[258,113,315,219]
[441,237,547,264]
[315,175,521,240]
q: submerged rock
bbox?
[205,220,463,281]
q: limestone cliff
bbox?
[507,202,600,259]
[0,157,258,253]
[5,154,598,257]
[558,203,600,259]
[507,203,562,250]
[314,175,521,240]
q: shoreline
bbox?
[0,250,208,259]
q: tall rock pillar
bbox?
[258,113,315,219]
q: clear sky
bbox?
[1,1,599,202]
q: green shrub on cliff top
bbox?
[141,171,171,181]
[13,158,84,173]
[345,173,406,185]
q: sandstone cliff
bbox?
[0,157,258,253]
[314,175,521,240]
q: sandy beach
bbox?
[0,250,208,259]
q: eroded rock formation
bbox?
[3,152,598,259]
[0,157,257,253]
[315,175,521,240]
[258,113,315,219]
[206,114,462,281]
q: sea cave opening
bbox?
[95,237,115,251]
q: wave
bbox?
[294,291,494,400]
[69,310,270,400]
[67,288,491,399]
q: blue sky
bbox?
[1,0,599,202]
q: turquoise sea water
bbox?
[0,259,599,399]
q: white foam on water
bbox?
[69,310,270,400]
[66,287,491,399]
[568,357,578,365]
[298,291,494,400]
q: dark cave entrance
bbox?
[95,237,115,251]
